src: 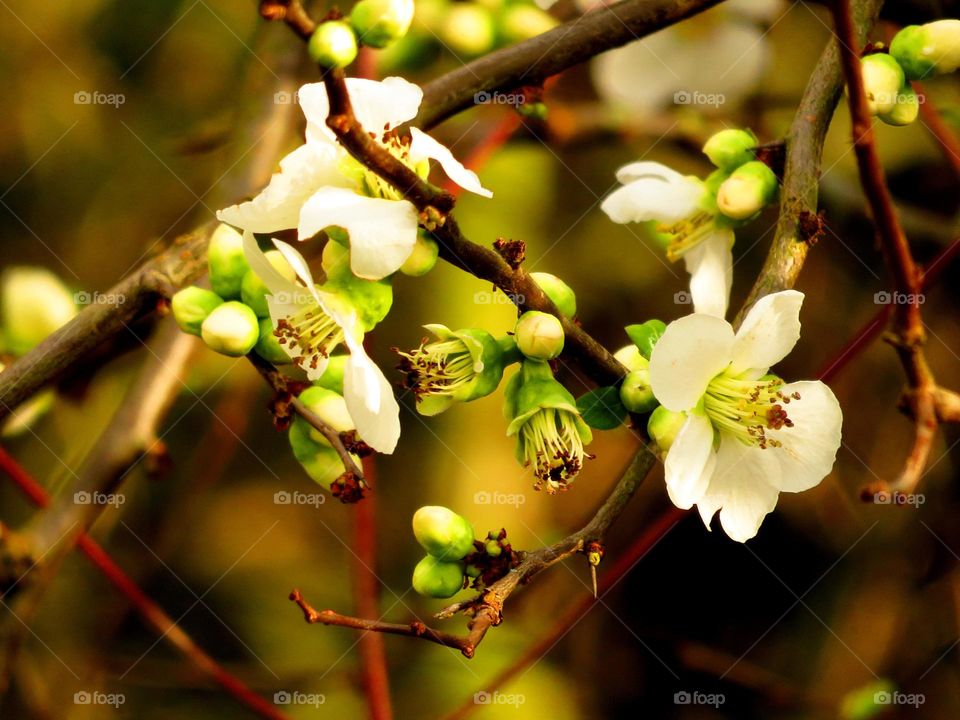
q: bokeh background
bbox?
[1,0,960,718]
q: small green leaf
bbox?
[625,319,667,359]
[576,386,627,430]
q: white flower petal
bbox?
[271,239,317,294]
[698,435,781,542]
[242,232,300,296]
[218,144,343,233]
[664,413,716,509]
[730,290,804,375]
[614,161,687,185]
[684,230,733,318]
[600,175,704,225]
[301,77,423,145]
[649,314,735,412]
[342,334,401,454]
[766,380,842,493]
[409,127,492,198]
[298,187,419,280]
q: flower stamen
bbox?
[519,407,591,493]
[274,304,345,371]
[658,210,716,262]
[395,338,478,398]
[703,374,800,449]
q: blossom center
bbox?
[395,338,478,398]
[519,408,588,493]
[342,132,427,202]
[274,303,345,372]
[703,372,800,449]
[658,210,715,262]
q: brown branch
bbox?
[291,446,657,658]
[736,0,883,324]
[831,0,956,495]
[0,447,289,720]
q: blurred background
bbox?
[1,0,959,718]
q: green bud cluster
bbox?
[288,386,362,493]
[856,53,919,127]
[411,506,476,598]
[701,129,778,222]
[171,225,295,362]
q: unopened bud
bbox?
[716,161,778,221]
[484,539,502,557]
[613,344,646,372]
[200,301,259,357]
[702,128,758,171]
[891,20,960,80]
[0,267,77,354]
[208,224,249,300]
[399,232,439,277]
[620,367,657,414]
[350,0,415,49]
[530,272,576,317]
[298,386,355,445]
[647,406,687,455]
[860,53,906,115]
[171,286,223,337]
[515,311,564,361]
[879,83,920,126]
[412,555,464,598]
[315,355,348,394]
[254,318,290,364]
[441,4,496,57]
[241,249,297,318]
[412,506,475,560]
[308,21,359,68]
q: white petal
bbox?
[217,144,343,233]
[664,413,716,509]
[684,230,733,318]
[698,435,781,542]
[600,175,704,225]
[343,347,401,454]
[614,161,687,185]
[649,314,734,412]
[301,77,422,145]
[730,290,804,375]
[298,187,419,280]
[271,239,317,294]
[766,380,842,493]
[409,128,492,198]
[242,232,299,296]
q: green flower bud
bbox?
[716,161,778,221]
[350,0,415,49]
[412,506,475,560]
[200,301,259,357]
[171,286,223,337]
[499,5,558,44]
[288,419,358,491]
[308,21,359,68]
[208,224,249,300]
[859,53,906,115]
[441,4,496,57]
[254,318,290,364]
[624,319,666,360]
[397,325,506,415]
[399,232,439,276]
[530,272,576,317]
[515,311,564,361]
[484,539,502,557]
[647,406,687,455]
[412,555,464,598]
[323,274,393,332]
[891,20,960,80]
[241,249,297,318]
[878,83,920,126]
[620,367,657,414]
[702,128,758,171]
[464,563,482,578]
[0,267,77,355]
[314,354,348,394]
[516,101,548,121]
[613,344,646,372]
[298,386,355,446]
